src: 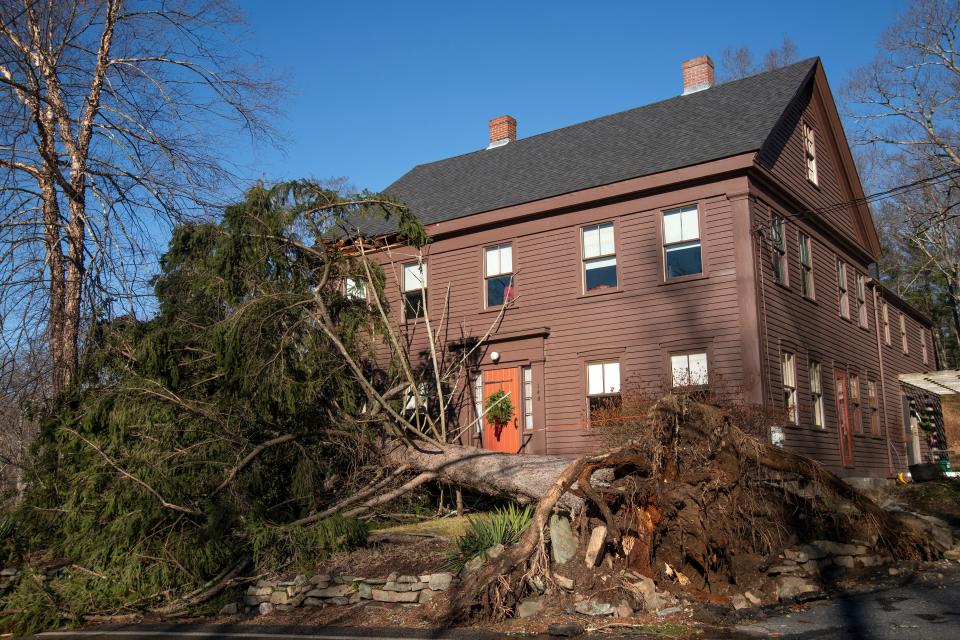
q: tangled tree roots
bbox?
[446,394,951,622]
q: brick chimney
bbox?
[682,55,715,95]
[488,115,516,149]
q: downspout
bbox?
[870,281,894,476]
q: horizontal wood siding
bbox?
[376,179,749,456]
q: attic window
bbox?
[803,122,818,186]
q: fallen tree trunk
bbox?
[384,440,582,508]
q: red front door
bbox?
[482,367,521,453]
[835,370,854,466]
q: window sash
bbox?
[663,206,700,245]
[485,244,513,277]
[583,223,615,259]
[856,274,868,328]
[345,277,367,300]
[522,366,533,430]
[900,315,908,353]
[882,304,891,344]
[402,262,427,292]
[837,261,849,318]
[810,360,824,428]
[772,217,786,283]
[587,361,621,396]
[782,352,798,423]
[671,352,708,387]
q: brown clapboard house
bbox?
[353,55,942,478]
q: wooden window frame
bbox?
[344,276,367,301]
[837,259,849,319]
[799,233,815,300]
[580,222,619,295]
[521,365,534,431]
[900,314,909,355]
[483,243,515,309]
[586,359,622,425]
[662,205,704,282]
[809,359,824,428]
[882,302,891,345]
[803,122,818,186]
[772,215,788,286]
[401,261,427,321]
[856,273,868,329]
[782,351,798,424]
[850,373,862,434]
[867,379,880,435]
[670,351,709,388]
[921,329,929,365]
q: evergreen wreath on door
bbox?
[485,390,515,441]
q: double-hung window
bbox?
[663,206,702,278]
[402,261,427,320]
[799,233,814,299]
[485,243,515,307]
[900,314,909,354]
[344,276,367,301]
[772,216,787,285]
[582,223,617,292]
[882,302,891,345]
[856,274,868,328]
[670,352,708,387]
[810,360,824,428]
[782,352,798,424]
[586,361,621,421]
[850,374,862,433]
[837,260,849,319]
[867,380,880,434]
[803,122,818,185]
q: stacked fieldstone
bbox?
[763,540,892,602]
[239,571,456,615]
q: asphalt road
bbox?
[732,563,960,639]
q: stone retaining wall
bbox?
[236,571,457,615]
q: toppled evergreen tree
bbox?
[0,183,422,633]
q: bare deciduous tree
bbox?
[0,0,279,395]
[718,37,799,82]
[846,0,960,367]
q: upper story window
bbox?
[921,329,929,365]
[663,206,702,279]
[484,243,515,307]
[344,276,367,301]
[782,351,798,424]
[900,314,909,354]
[882,302,891,345]
[772,216,787,285]
[856,273,868,329]
[837,260,849,319]
[803,122,818,185]
[810,360,824,428]
[402,261,427,320]
[671,352,708,387]
[582,223,617,292]
[587,360,621,421]
[799,233,814,299]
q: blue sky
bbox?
[234,0,905,194]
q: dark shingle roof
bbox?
[369,58,818,235]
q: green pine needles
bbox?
[0,182,425,634]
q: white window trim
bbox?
[587,361,621,396]
[662,205,703,279]
[581,222,618,293]
[344,276,367,301]
[670,352,708,387]
[484,243,514,307]
[782,352,798,424]
[803,122,818,186]
[837,260,849,319]
[810,360,824,428]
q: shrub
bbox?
[446,504,532,573]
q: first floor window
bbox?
[587,361,621,421]
[485,243,515,307]
[402,261,427,319]
[582,223,617,292]
[473,374,483,433]
[663,205,702,278]
[670,352,708,387]
[850,374,862,433]
[799,233,814,299]
[867,380,880,434]
[837,260,849,319]
[782,352,798,424]
[810,360,824,428]
[522,366,533,430]
[344,276,367,301]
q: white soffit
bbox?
[899,370,960,395]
